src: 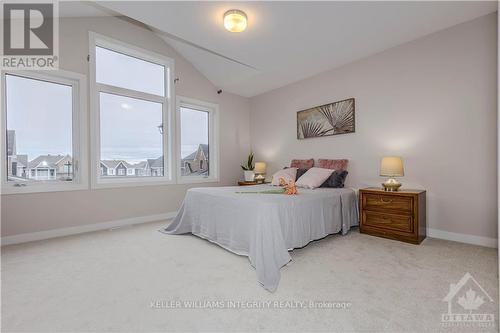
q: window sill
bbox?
[92,178,176,190]
[177,176,220,185]
[1,183,88,195]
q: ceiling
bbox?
[60,1,111,17]
[73,1,497,97]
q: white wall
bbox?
[1,16,251,237]
[250,13,498,239]
[2,13,497,243]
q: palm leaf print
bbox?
[301,121,324,138]
[318,99,354,134]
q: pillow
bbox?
[283,167,308,181]
[320,170,349,188]
[295,168,308,181]
[271,168,297,186]
[290,159,314,169]
[296,167,334,189]
[318,159,349,171]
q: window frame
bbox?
[0,69,88,195]
[176,96,219,184]
[89,32,175,189]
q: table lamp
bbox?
[254,162,267,183]
[380,156,404,191]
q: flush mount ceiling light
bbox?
[223,9,247,33]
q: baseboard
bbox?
[427,228,498,248]
[1,211,177,246]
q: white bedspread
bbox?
[161,185,358,291]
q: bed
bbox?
[160,184,358,291]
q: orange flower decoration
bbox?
[279,177,298,195]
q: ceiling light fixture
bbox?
[223,9,247,33]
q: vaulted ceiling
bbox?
[72,1,497,97]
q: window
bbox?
[1,70,87,194]
[90,33,174,188]
[176,96,219,183]
[96,47,165,96]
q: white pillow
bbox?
[271,168,297,186]
[296,167,334,189]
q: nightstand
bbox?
[238,181,258,186]
[359,188,426,244]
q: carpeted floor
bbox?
[2,221,498,332]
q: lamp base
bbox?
[255,174,266,184]
[382,178,402,192]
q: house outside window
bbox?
[1,70,88,194]
[89,33,174,189]
[176,96,219,184]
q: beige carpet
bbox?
[2,221,498,332]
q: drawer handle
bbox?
[380,198,394,204]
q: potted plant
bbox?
[241,152,255,181]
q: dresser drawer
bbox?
[362,211,413,233]
[362,193,413,214]
[359,188,426,245]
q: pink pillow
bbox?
[296,167,334,189]
[271,168,297,186]
[318,159,349,171]
[290,159,314,169]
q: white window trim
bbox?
[89,32,175,189]
[176,96,219,184]
[0,69,88,195]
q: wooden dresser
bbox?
[359,188,426,244]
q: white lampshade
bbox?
[255,162,267,174]
[380,157,404,177]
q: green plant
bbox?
[241,152,255,171]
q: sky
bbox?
[180,107,208,159]
[6,74,73,159]
[6,47,208,164]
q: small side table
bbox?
[238,181,258,186]
[359,187,426,244]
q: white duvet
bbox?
[161,184,358,292]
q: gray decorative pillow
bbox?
[320,170,348,188]
[295,168,308,181]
